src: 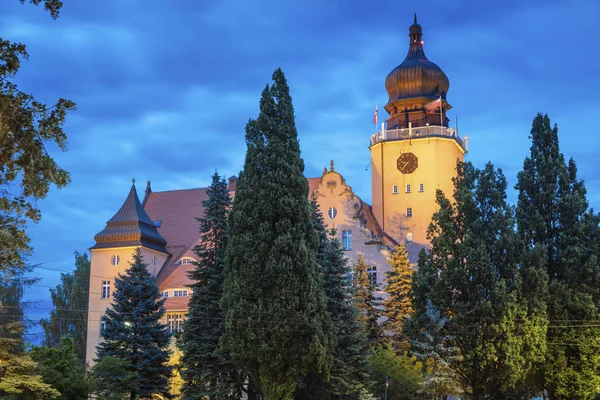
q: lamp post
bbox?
[384,375,389,400]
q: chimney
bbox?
[228,176,237,192]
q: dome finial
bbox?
[414,13,417,24]
[132,178,136,185]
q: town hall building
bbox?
[85,15,468,393]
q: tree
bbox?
[352,254,382,345]
[222,68,335,400]
[515,113,600,399]
[294,200,368,399]
[1,0,76,280]
[367,343,423,400]
[29,336,89,400]
[383,244,413,348]
[96,248,173,399]
[410,300,462,399]
[179,171,239,400]
[40,251,90,363]
[0,276,60,399]
[90,356,140,400]
[411,161,546,399]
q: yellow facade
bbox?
[370,136,465,249]
[85,246,170,366]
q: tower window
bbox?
[419,183,424,192]
[407,232,413,242]
[328,207,338,219]
[342,230,353,251]
[101,280,111,299]
[367,266,377,287]
[111,255,120,267]
[392,185,398,194]
[406,184,411,193]
[406,208,413,218]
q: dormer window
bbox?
[175,257,194,266]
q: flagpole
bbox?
[375,103,378,130]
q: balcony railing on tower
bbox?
[370,124,468,152]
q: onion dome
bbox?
[385,14,449,103]
[92,181,168,253]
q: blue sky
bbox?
[1,0,599,339]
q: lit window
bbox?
[407,232,413,242]
[111,255,120,266]
[406,184,411,193]
[160,291,169,298]
[419,183,424,192]
[367,266,377,287]
[174,290,188,297]
[342,230,352,251]
[406,208,413,218]
[101,281,111,299]
[167,314,184,333]
[392,185,398,194]
[328,207,337,219]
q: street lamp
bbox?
[384,375,389,400]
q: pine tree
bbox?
[41,251,90,363]
[96,248,173,399]
[222,69,335,400]
[410,161,546,399]
[352,254,382,345]
[0,275,60,399]
[294,200,368,399]
[515,113,600,399]
[383,244,413,348]
[179,171,239,400]
[410,300,462,399]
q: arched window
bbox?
[328,207,337,220]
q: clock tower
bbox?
[370,15,467,257]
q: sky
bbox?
[1,0,599,340]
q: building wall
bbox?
[85,246,170,366]
[370,137,465,262]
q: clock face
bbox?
[397,152,418,174]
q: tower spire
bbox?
[414,12,417,24]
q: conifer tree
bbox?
[352,254,382,345]
[222,69,335,400]
[41,251,90,363]
[515,113,600,399]
[179,171,239,400]
[96,248,173,400]
[294,200,368,399]
[410,161,546,399]
[383,244,412,348]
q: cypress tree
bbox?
[515,113,600,399]
[352,254,382,345]
[96,248,173,400]
[222,69,335,400]
[383,244,413,348]
[410,161,546,399]
[179,171,239,400]
[294,200,368,399]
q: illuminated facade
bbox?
[85,15,468,396]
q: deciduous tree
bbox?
[352,254,382,345]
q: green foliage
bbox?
[0,277,60,399]
[40,251,90,363]
[96,248,173,399]
[516,113,600,399]
[294,200,368,399]
[29,337,89,400]
[90,356,140,400]
[19,0,64,19]
[352,254,382,345]
[411,161,547,399]
[383,244,413,348]
[367,343,423,400]
[179,171,240,399]
[410,300,462,399]
[222,68,335,400]
[1,0,75,279]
